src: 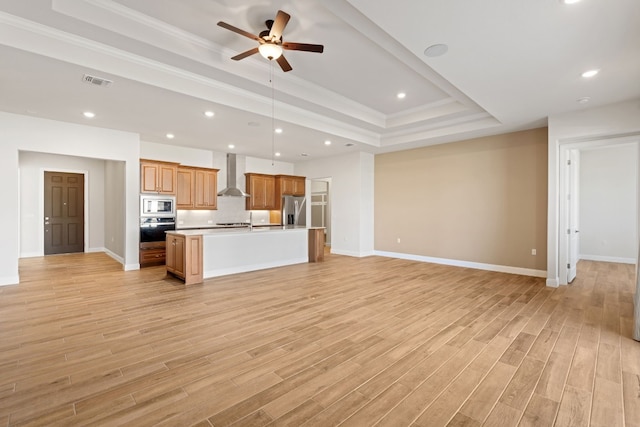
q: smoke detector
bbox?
[82,74,113,87]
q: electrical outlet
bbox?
[531,249,537,255]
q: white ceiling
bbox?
[0,0,638,163]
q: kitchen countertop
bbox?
[175,223,282,230]
[167,225,308,237]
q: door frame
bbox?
[38,167,90,256]
[310,177,331,247]
[565,149,580,284]
[558,135,639,285]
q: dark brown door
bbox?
[44,172,85,255]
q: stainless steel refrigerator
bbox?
[282,195,306,226]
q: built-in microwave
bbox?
[140,195,175,217]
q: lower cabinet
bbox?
[166,233,203,285]
[139,242,166,268]
[308,228,325,262]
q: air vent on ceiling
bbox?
[82,74,113,87]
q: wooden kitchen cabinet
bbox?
[176,167,195,208]
[277,175,305,196]
[274,174,306,209]
[245,173,276,210]
[194,168,218,209]
[177,167,219,210]
[308,228,325,262]
[139,242,166,268]
[140,159,178,195]
[166,233,203,285]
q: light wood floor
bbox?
[1,253,639,426]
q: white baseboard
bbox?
[546,278,560,288]
[374,251,547,278]
[0,275,19,286]
[19,252,42,258]
[102,247,125,265]
[579,254,636,264]
[330,248,375,258]
[101,248,139,271]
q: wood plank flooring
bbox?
[0,252,638,426]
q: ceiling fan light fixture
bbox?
[258,43,283,60]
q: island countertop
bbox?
[166,226,313,281]
[166,225,308,237]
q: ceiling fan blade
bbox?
[282,42,324,53]
[269,10,291,40]
[231,47,259,60]
[217,21,259,41]
[276,55,292,72]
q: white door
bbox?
[567,149,580,283]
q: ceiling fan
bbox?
[217,10,324,72]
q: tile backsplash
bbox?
[176,197,272,228]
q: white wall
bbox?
[105,160,126,261]
[295,152,374,257]
[141,140,215,168]
[547,98,640,286]
[18,152,106,257]
[579,144,638,263]
[0,112,140,285]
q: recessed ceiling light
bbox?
[275,152,281,157]
[581,69,599,78]
[83,111,95,118]
[228,144,235,149]
[324,140,332,146]
[577,97,591,104]
[561,0,581,4]
[424,44,448,58]
[204,111,215,118]
[166,133,175,139]
[397,92,406,99]
[275,128,283,134]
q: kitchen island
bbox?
[165,226,309,284]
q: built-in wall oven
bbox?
[140,195,176,267]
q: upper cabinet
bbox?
[244,173,306,210]
[245,173,276,210]
[194,168,218,209]
[140,159,178,195]
[176,166,219,210]
[276,175,305,197]
[176,167,195,208]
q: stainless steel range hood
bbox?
[217,153,250,197]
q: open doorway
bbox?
[559,139,639,284]
[310,178,331,247]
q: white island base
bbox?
[202,227,308,278]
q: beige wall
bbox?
[375,127,548,271]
